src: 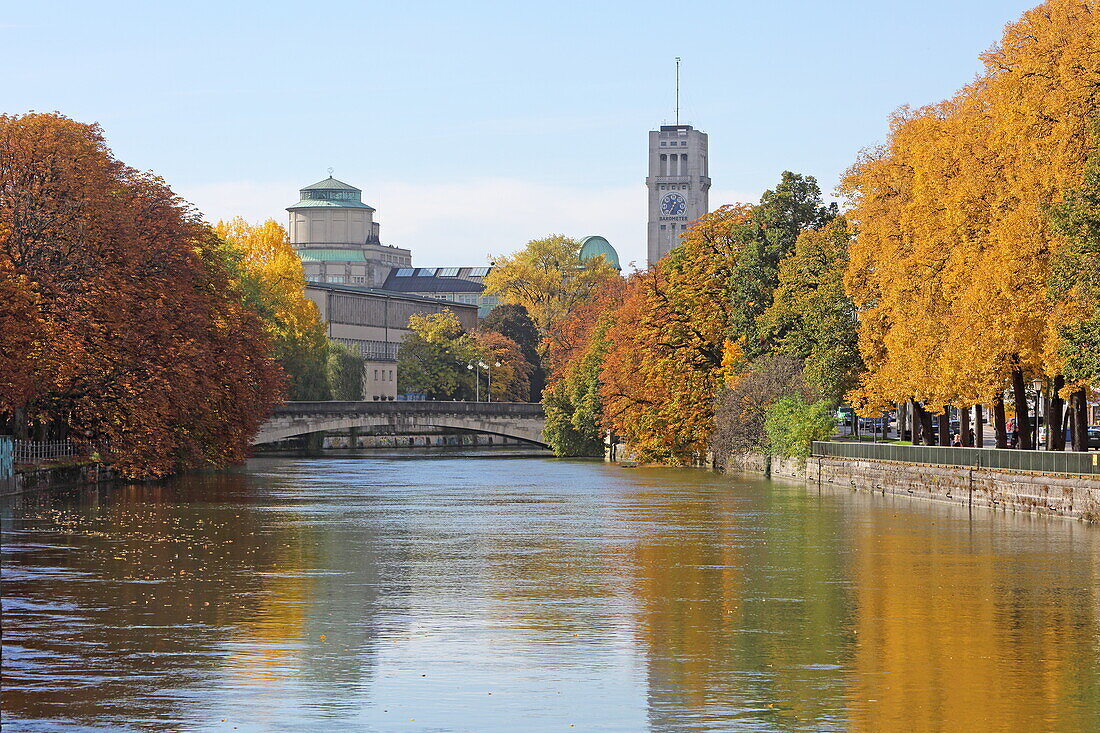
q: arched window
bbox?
[660,154,667,176]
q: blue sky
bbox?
[6,0,1036,268]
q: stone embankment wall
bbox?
[2,463,112,497]
[723,452,1100,522]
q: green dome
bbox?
[287,176,375,211]
[578,235,621,271]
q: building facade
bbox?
[305,282,479,401]
[288,176,411,287]
[646,124,711,267]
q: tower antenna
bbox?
[675,57,681,125]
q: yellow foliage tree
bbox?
[843,0,1100,449]
[484,234,618,335]
[216,218,330,400]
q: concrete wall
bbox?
[723,452,1100,522]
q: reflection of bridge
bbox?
[253,401,547,447]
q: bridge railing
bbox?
[273,401,544,417]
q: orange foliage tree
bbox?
[599,206,756,462]
[0,112,283,477]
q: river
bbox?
[3,456,1100,732]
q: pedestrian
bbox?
[968,428,976,446]
[951,433,961,447]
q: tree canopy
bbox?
[0,112,283,477]
[484,234,618,335]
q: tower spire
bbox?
[675,57,681,125]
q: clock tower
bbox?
[646,124,710,267]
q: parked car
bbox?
[1090,428,1100,450]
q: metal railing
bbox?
[13,440,82,465]
[812,441,1100,475]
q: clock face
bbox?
[661,192,687,216]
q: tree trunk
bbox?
[1072,388,1089,452]
[1011,366,1033,450]
[960,406,971,446]
[898,402,908,442]
[993,395,1008,449]
[914,403,934,446]
[975,405,984,447]
[937,411,951,446]
[1049,375,1066,451]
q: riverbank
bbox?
[722,450,1100,522]
[2,461,114,498]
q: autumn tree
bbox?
[480,303,545,398]
[843,0,1100,451]
[598,206,758,461]
[471,330,532,402]
[542,279,627,456]
[484,234,618,335]
[0,112,283,477]
[216,218,330,400]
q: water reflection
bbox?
[3,458,1100,731]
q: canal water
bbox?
[3,457,1100,732]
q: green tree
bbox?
[763,395,835,458]
[736,172,837,356]
[326,341,364,400]
[757,216,862,403]
[396,311,477,400]
[543,318,613,456]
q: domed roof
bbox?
[287,176,375,211]
[578,235,621,271]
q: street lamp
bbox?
[486,361,501,403]
[467,363,480,402]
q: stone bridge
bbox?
[253,401,548,447]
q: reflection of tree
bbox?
[624,471,854,730]
[844,506,1100,731]
[0,466,394,727]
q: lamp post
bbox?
[1033,378,1044,450]
[467,363,480,402]
[486,361,501,403]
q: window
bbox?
[327,275,346,283]
[468,267,491,277]
[395,268,415,276]
[680,141,687,146]
[418,268,437,276]
[351,276,366,284]
[438,267,460,277]
[660,141,666,146]
[660,224,666,230]
[374,369,379,380]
